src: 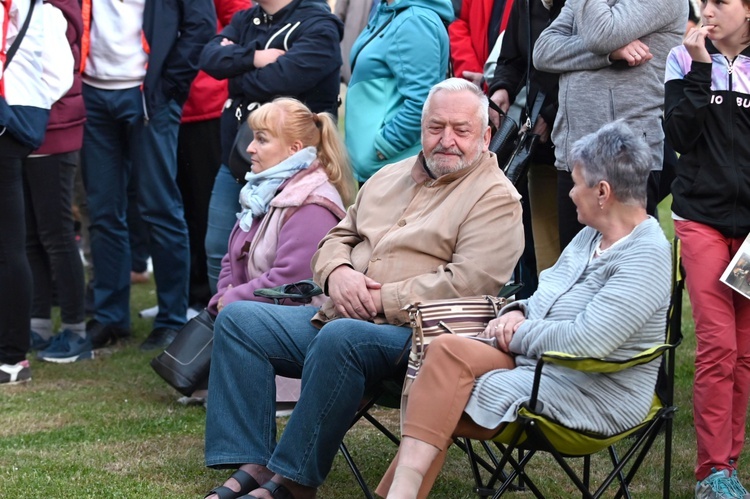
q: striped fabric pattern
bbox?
[405,295,505,380]
[463,217,672,436]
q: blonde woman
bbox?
[208,97,355,316]
[179,98,355,408]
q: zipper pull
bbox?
[726,56,735,75]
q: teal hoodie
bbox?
[345,0,453,182]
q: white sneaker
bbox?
[0,360,31,385]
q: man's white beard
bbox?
[426,143,484,177]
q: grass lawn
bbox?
[0,199,724,498]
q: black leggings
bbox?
[0,137,33,364]
[22,151,85,325]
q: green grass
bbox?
[0,198,719,497]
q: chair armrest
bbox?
[526,343,674,411]
[540,344,672,374]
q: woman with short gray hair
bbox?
[379,121,672,499]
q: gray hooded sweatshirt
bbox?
[533,0,687,171]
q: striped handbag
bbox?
[400,296,506,417]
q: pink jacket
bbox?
[208,162,346,315]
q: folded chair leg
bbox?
[663,417,673,499]
[363,412,400,446]
[339,441,375,499]
[583,455,591,499]
[607,446,632,499]
[492,449,544,499]
[462,439,517,497]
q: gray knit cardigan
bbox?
[464,217,671,435]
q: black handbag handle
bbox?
[4,0,35,68]
[488,98,509,119]
[522,0,534,128]
[521,0,547,132]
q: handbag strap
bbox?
[4,0,35,68]
[488,98,509,120]
[522,0,547,131]
[350,14,393,74]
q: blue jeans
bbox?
[205,301,411,487]
[81,84,189,329]
[205,164,241,294]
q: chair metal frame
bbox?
[463,238,685,499]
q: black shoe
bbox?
[87,319,131,349]
[139,327,178,351]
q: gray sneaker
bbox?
[729,469,750,499]
[696,469,738,499]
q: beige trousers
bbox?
[376,335,515,498]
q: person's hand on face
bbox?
[683,26,713,63]
[478,310,526,353]
[327,266,382,320]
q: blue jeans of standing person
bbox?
[81,84,189,330]
[204,163,241,294]
[205,301,410,487]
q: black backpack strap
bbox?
[4,0,36,67]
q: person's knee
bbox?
[214,301,255,345]
[310,325,356,357]
[427,334,465,359]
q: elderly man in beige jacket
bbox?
[203,78,524,499]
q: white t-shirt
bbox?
[82,0,147,89]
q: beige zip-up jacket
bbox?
[311,150,524,327]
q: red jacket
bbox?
[448,0,514,78]
[181,0,249,122]
[36,0,86,154]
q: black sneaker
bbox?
[139,327,178,351]
[87,319,131,349]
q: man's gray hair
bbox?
[570,121,652,207]
[422,78,489,127]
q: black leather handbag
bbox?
[150,309,215,396]
[488,0,545,187]
[501,92,545,186]
[488,100,519,166]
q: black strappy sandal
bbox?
[240,480,295,499]
[205,469,260,499]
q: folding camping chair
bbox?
[463,238,685,499]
